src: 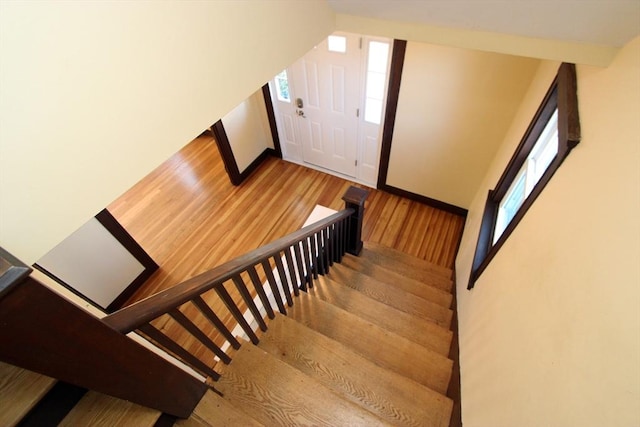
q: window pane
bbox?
[366,72,386,100]
[494,169,527,243]
[328,35,346,53]
[364,98,383,124]
[529,109,558,188]
[368,41,390,73]
[275,70,290,102]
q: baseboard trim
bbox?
[447,270,463,427]
[238,148,274,183]
[380,184,468,218]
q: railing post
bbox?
[342,186,369,256]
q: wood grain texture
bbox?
[289,292,453,393]
[311,274,452,334]
[259,314,453,427]
[107,133,464,308]
[0,362,56,427]
[217,342,390,426]
[326,262,452,311]
[59,391,160,427]
[332,261,452,308]
[340,255,453,293]
[364,241,453,279]
[343,255,453,293]
[175,390,264,427]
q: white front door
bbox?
[270,33,392,185]
[290,33,361,177]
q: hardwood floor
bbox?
[108,132,466,307]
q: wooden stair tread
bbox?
[216,342,391,426]
[328,262,452,309]
[332,262,452,308]
[341,254,453,293]
[59,391,160,426]
[259,314,453,427]
[364,241,454,279]
[289,292,453,393]
[176,389,264,427]
[312,275,453,348]
[0,361,56,427]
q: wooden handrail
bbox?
[102,185,369,385]
[104,209,353,333]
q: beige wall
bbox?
[0,1,334,264]
[223,90,274,173]
[386,41,539,208]
[455,38,640,426]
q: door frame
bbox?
[268,34,398,188]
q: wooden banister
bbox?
[104,209,352,333]
[100,185,369,392]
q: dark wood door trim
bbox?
[377,39,407,190]
[375,39,468,218]
[96,209,159,311]
[262,83,283,158]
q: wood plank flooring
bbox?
[108,132,465,307]
[107,133,465,368]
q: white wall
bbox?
[386,41,539,209]
[455,38,640,426]
[223,89,274,173]
[0,0,335,264]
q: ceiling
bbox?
[327,0,640,47]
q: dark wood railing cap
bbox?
[104,209,354,333]
[0,247,33,299]
[342,186,369,207]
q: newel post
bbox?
[342,186,369,256]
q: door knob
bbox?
[296,98,304,108]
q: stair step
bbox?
[332,262,452,309]
[175,389,264,427]
[59,391,161,426]
[259,314,453,427]
[364,241,454,279]
[312,275,453,344]
[326,264,452,315]
[216,342,391,426]
[341,254,453,293]
[289,292,453,393]
[0,361,56,427]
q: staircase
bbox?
[183,240,457,426]
[1,242,457,426]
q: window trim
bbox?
[468,63,580,289]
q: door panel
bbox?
[290,33,361,177]
[270,33,391,185]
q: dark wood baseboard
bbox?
[380,184,468,218]
[237,148,274,183]
[447,271,462,427]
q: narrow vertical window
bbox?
[493,109,559,242]
[364,41,390,124]
[469,63,580,289]
[274,70,290,103]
